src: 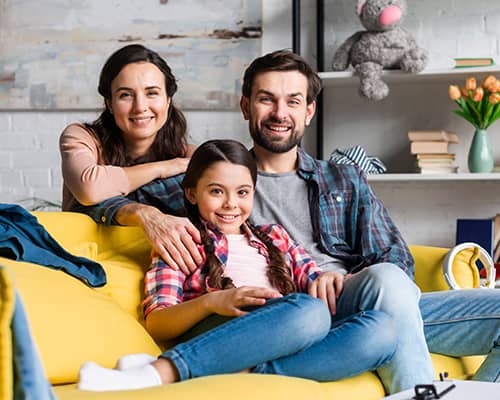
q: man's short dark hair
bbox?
[242,50,322,104]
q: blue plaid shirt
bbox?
[292,148,414,277]
[74,148,414,277]
[72,173,186,224]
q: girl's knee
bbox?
[282,293,331,340]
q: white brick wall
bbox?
[0,110,246,205]
[2,0,500,247]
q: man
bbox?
[79,50,499,394]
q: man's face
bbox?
[240,70,316,154]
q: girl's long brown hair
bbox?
[182,140,296,295]
[85,44,187,166]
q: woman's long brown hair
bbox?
[85,44,187,166]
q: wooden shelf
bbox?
[367,172,500,182]
[319,65,500,87]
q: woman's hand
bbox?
[308,271,347,315]
[154,157,190,179]
[205,286,282,317]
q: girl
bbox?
[78,140,397,391]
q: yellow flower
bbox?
[465,77,477,91]
[489,92,500,105]
[472,87,484,102]
[448,85,461,100]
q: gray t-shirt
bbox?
[251,171,347,274]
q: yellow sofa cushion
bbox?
[3,258,161,385]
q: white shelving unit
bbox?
[318,65,500,181]
[311,2,500,247]
[319,65,500,87]
[368,172,500,182]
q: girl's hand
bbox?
[308,271,346,315]
[155,157,190,179]
[206,286,282,317]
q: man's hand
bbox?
[116,203,202,274]
[205,286,282,317]
[308,271,348,315]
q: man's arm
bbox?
[355,171,415,277]
[71,176,202,273]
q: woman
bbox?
[60,44,197,262]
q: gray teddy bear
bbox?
[331,0,428,101]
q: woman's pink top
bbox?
[59,124,131,211]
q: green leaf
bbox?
[483,102,495,128]
[465,97,482,127]
[452,109,479,128]
[486,104,500,128]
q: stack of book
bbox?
[408,130,459,174]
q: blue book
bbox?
[456,218,494,257]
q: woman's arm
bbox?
[60,124,131,205]
[123,158,190,190]
[60,124,194,205]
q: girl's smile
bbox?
[185,161,254,235]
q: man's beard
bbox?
[249,120,303,154]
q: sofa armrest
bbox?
[410,245,479,292]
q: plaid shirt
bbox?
[71,173,186,224]
[292,148,414,277]
[75,148,414,277]
[142,221,321,317]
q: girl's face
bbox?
[109,61,170,159]
[186,161,255,235]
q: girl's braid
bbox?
[247,223,296,295]
[193,218,235,290]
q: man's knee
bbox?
[356,263,420,299]
[341,263,421,316]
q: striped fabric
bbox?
[329,146,386,174]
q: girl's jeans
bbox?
[335,263,500,394]
[161,293,397,383]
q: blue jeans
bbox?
[161,293,396,382]
[336,263,500,394]
[420,289,500,383]
[11,290,56,400]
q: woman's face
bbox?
[109,61,170,158]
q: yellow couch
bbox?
[0,211,484,400]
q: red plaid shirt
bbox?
[142,222,321,317]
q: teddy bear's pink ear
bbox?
[357,0,367,16]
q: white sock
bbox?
[115,353,157,370]
[77,361,162,391]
